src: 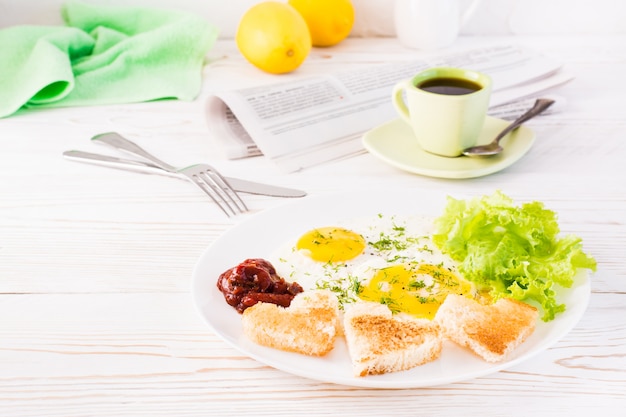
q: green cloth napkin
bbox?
[0,1,218,118]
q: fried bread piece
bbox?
[241,290,339,356]
[435,294,538,362]
[343,301,442,377]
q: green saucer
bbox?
[362,116,536,179]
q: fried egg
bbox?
[358,263,472,319]
[295,227,366,263]
[270,214,474,319]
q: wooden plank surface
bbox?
[1,36,624,416]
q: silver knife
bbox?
[62,150,307,198]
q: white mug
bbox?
[395,0,483,50]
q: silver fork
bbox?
[92,132,248,217]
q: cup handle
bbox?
[460,0,483,27]
[392,81,412,125]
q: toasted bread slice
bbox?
[241,290,339,356]
[435,294,538,362]
[343,301,442,377]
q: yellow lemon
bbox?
[288,0,355,47]
[236,1,312,74]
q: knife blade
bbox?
[62,150,307,198]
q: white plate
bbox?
[192,190,590,388]
[362,116,535,179]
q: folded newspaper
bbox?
[205,44,572,173]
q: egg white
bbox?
[269,214,462,308]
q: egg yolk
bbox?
[358,263,472,319]
[296,227,366,263]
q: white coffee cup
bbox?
[394,0,483,50]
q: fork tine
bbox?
[203,169,249,212]
[187,165,249,215]
[194,171,239,215]
[186,172,235,217]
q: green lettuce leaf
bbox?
[433,191,596,321]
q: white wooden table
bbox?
[1,35,624,416]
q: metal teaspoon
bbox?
[462,98,555,157]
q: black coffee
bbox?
[417,77,482,95]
